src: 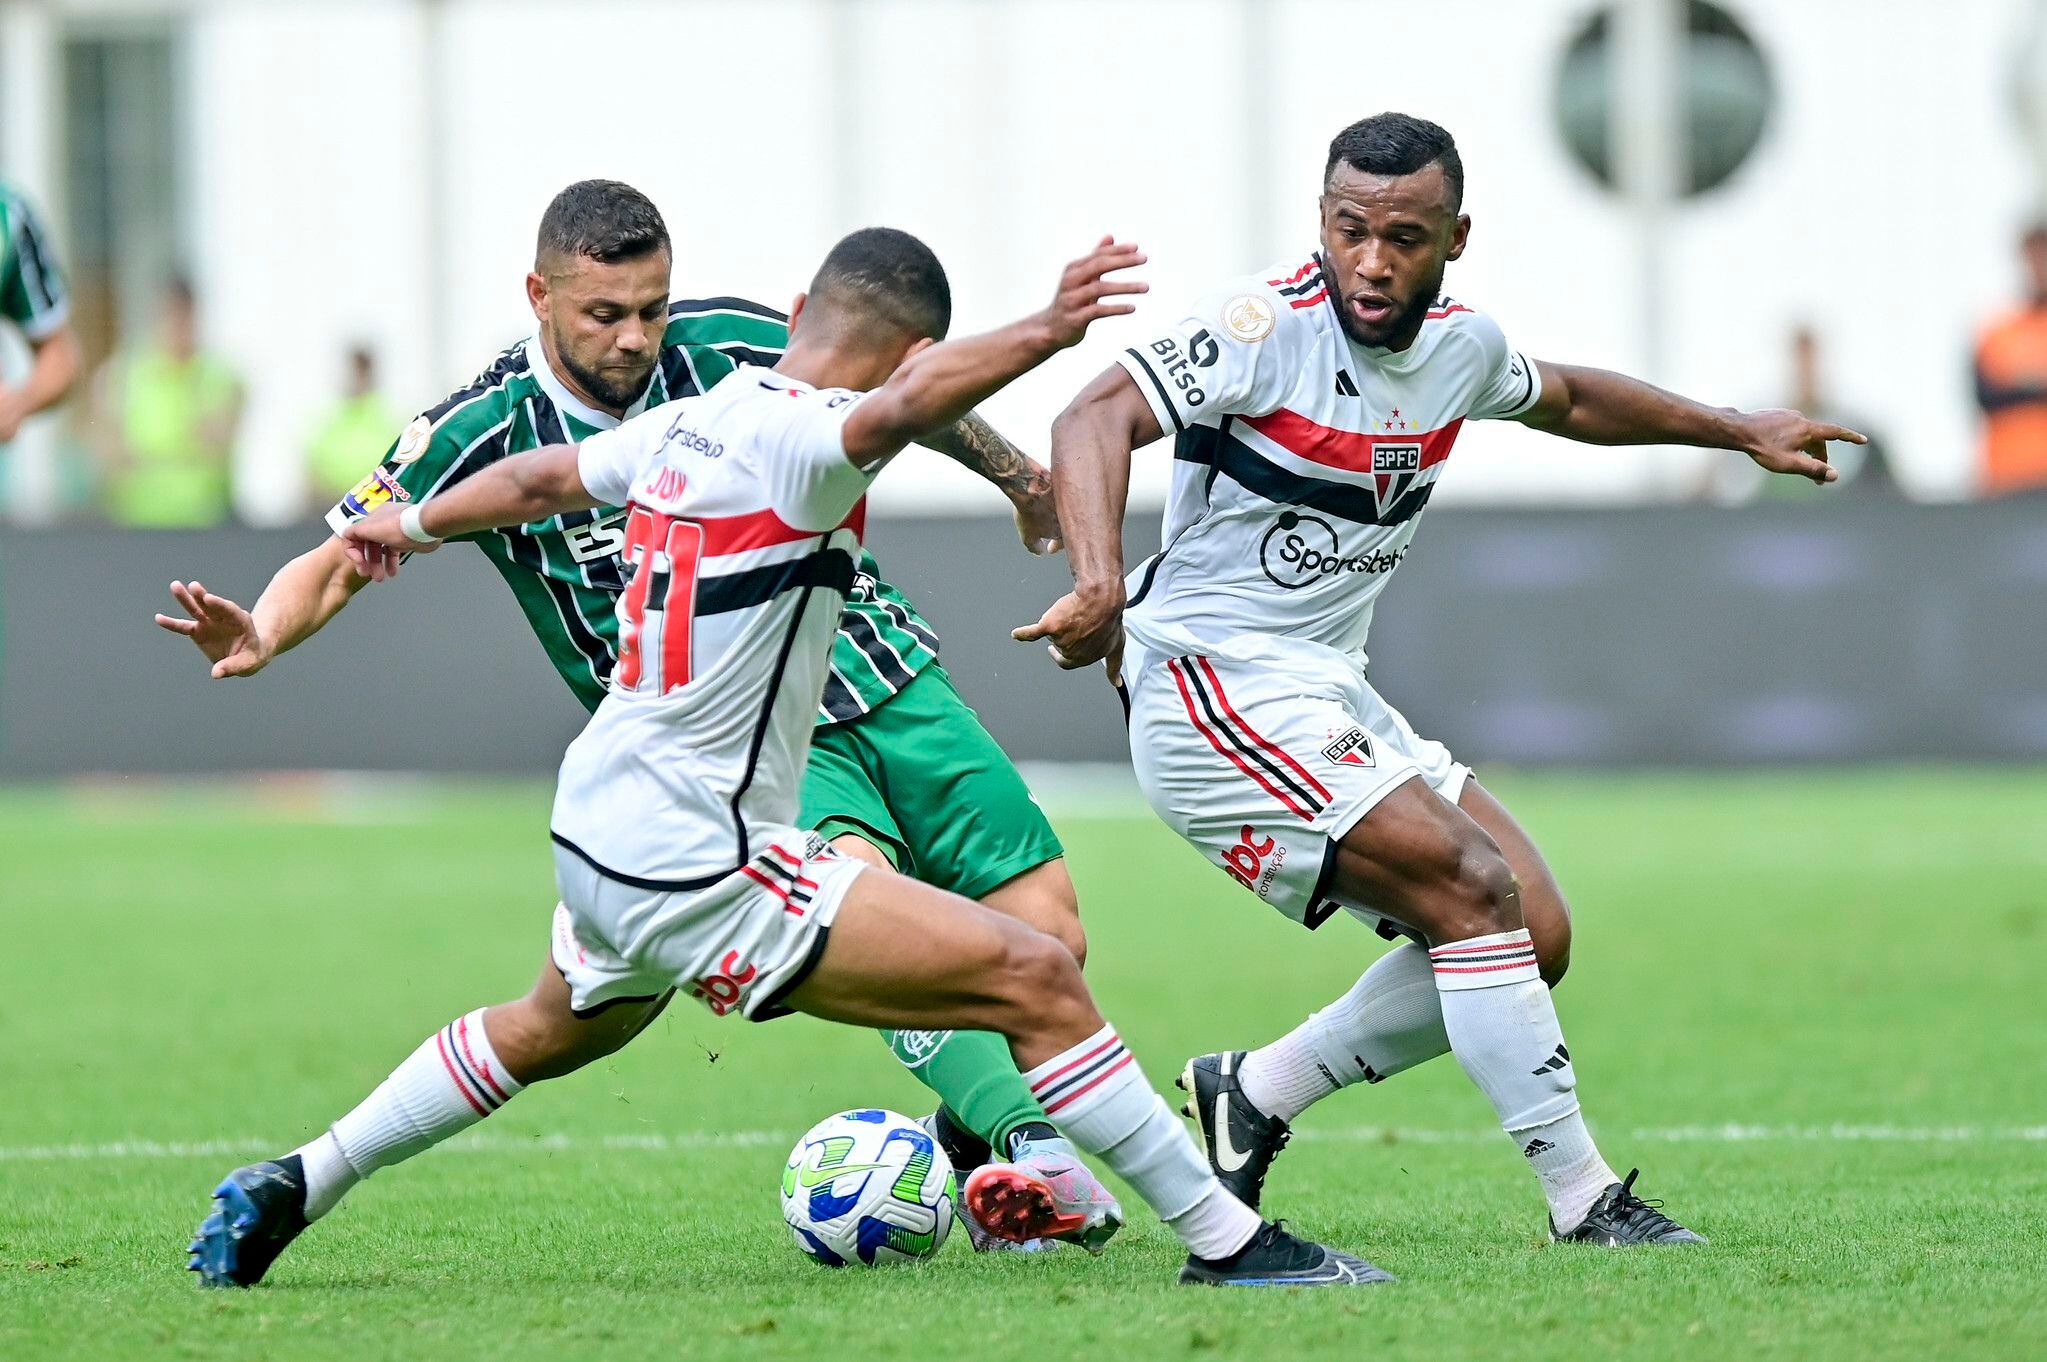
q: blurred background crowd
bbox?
[1,0,2043,777]
[2,0,2046,525]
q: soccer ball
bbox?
[780,1108,954,1266]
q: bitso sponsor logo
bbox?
[1258,511,1407,589]
[1147,337,1207,408]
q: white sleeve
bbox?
[575,406,671,506]
[1115,283,1304,433]
[750,387,873,529]
[1464,312,1543,420]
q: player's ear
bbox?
[787,292,807,333]
[901,336,937,364]
[525,271,549,318]
[1447,214,1471,262]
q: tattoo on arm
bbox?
[927,412,1042,499]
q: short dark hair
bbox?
[1325,113,1465,211]
[2024,221,2047,250]
[806,227,951,341]
[535,179,670,270]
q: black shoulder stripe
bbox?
[669,295,789,323]
[711,345,787,369]
[14,209,62,311]
[420,343,528,424]
[1123,348,1186,433]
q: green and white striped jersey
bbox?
[326,296,942,722]
[0,181,70,341]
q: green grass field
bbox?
[2,769,2043,1361]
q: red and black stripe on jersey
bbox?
[1166,416,1457,529]
[1269,257,1328,310]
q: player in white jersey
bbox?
[1021,114,1865,1246]
[326,228,1387,1288]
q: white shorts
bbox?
[550,828,866,1022]
[1126,635,1470,935]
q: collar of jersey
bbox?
[747,363,815,394]
[523,336,655,430]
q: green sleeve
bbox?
[0,193,71,340]
[322,386,515,536]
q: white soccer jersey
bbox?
[549,365,873,888]
[1114,252,1541,663]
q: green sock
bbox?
[881,1028,1048,1156]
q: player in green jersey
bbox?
[0,179,81,448]
[159,181,1118,1277]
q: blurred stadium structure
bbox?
[1,0,2044,771]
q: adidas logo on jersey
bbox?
[1334,368,1360,397]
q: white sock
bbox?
[298,1009,525,1221]
[290,1130,358,1221]
[1517,1108,1619,1232]
[1238,942,1451,1122]
[1430,929,1615,1226]
[1023,1025,1260,1260]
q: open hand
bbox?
[1040,237,1148,349]
[154,580,271,679]
[1738,408,1866,484]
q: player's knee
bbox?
[991,928,1092,1031]
[1051,917,1088,970]
[1421,840,1523,943]
[1536,918,1572,987]
[488,992,630,1082]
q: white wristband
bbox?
[398,503,441,545]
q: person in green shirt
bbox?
[304,344,402,513]
[160,181,1122,1286]
[0,179,82,448]
[95,277,244,527]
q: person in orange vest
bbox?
[1974,223,2047,496]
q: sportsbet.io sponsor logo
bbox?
[1259,511,1407,589]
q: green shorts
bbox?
[799,663,1063,901]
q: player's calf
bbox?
[792,866,1390,1284]
[187,957,666,1287]
[981,859,1087,967]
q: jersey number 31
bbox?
[616,505,703,695]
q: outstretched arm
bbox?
[1518,360,1864,484]
[154,538,368,679]
[840,237,1146,469]
[341,443,596,581]
[921,412,1060,554]
[1009,366,1162,674]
